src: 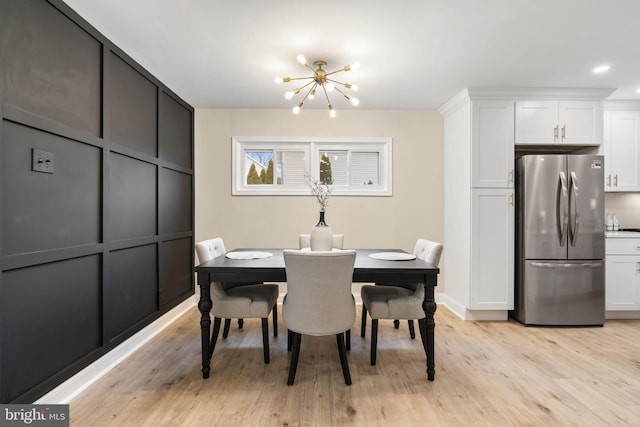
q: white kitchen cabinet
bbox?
[601,110,640,192]
[515,100,602,145]
[441,88,612,321]
[441,90,515,320]
[472,100,515,188]
[605,235,640,311]
[470,189,515,310]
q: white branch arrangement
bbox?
[304,173,333,212]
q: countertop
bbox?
[606,230,640,238]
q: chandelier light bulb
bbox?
[351,84,359,92]
[326,82,335,92]
[292,105,301,114]
[284,91,294,100]
[350,97,360,107]
[329,107,337,118]
[274,77,283,84]
[296,54,307,65]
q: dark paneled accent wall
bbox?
[0,0,194,403]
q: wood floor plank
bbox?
[69,305,640,426]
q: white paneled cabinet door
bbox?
[515,100,558,144]
[605,255,640,310]
[603,111,640,191]
[515,100,602,145]
[472,100,515,188]
[559,101,602,145]
[470,188,515,309]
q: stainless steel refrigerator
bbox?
[512,154,605,326]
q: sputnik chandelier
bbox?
[275,54,359,117]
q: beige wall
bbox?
[194,108,443,256]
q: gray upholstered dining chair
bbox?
[283,249,356,385]
[360,239,443,365]
[196,237,269,336]
[298,234,344,250]
[195,237,278,363]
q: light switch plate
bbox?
[32,148,54,174]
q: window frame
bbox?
[231,136,393,196]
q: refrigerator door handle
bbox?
[530,261,603,268]
[558,172,569,247]
[569,171,580,246]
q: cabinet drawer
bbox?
[606,238,640,255]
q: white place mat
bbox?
[225,251,273,260]
[368,252,416,261]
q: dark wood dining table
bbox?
[194,248,440,381]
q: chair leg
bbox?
[361,305,367,337]
[209,317,222,359]
[370,319,379,366]
[287,332,302,385]
[346,329,351,351]
[261,317,270,364]
[408,319,416,339]
[272,304,278,337]
[238,319,244,329]
[393,319,400,329]
[287,329,293,351]
[222,319,231,338]
[336,333,352,385]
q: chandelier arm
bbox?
[321,83,333,106]
[287,76,315,82]
[299,83,318,105]
[326,78,351,87]
[324,67,350,77]
[332,86,351,99]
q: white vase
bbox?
[310,211,333,251]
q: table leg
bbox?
[197,272,213,379]
[423,281,437,381]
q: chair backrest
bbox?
[413,239,443,267]
[283,250,356,336]
[195,237,226,264]
[298,234,344,249]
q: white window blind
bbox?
[350,152,379,185]
[280,151,306,185]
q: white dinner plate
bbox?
[368,252,416,261]
[225,251,273,260]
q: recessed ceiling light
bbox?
[592,64,610,74]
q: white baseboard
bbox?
[436,293,509,321]
[435,293,467,319]
[606,311,640,320]
[35,296,197,404]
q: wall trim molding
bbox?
[34,296,196,404]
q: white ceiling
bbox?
[62,0,640,111]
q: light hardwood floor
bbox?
[70,305,640,426]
